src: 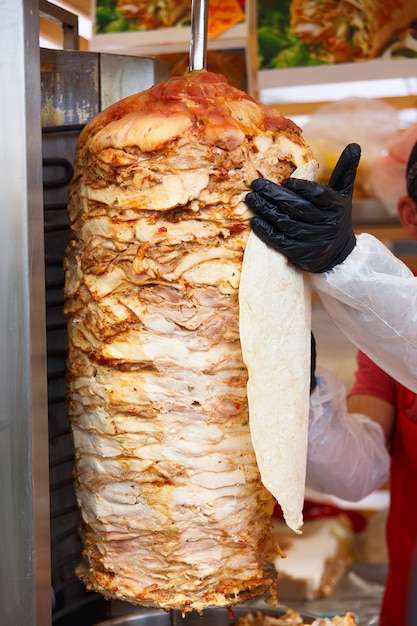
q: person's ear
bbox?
[397,195,417,239]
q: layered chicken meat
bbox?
[64,70,313,612]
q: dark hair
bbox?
[406,140,417,203]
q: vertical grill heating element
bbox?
[40,48,168,625]
[43,126,111,626]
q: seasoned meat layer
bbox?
[64,70,313,611]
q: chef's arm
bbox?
[347,391,395,443]
[306,366,391,501]
[313,233,417,394]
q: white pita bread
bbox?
[239,160,318,533]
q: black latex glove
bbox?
[310,332,317,394]
[246,143,361,273]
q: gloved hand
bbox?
[307,366,390,501]
[246,143,361,273]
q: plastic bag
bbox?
[303,97,399,197]
[307,367,390,501]
[313,232,417,392]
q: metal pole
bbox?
[0,0,51,624]
[189,0,208,71]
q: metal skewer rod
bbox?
[170,609,183,626]
[189,0,209,71]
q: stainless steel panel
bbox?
[0,0,51,625]
[100,54,168,110]
[41,49,100,127]
[40,50,169,129]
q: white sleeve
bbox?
[313,233,417,392]
[307,366,390,501]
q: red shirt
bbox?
[349,350,417,626]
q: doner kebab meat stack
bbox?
[64,69,316,612]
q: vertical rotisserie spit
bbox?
[64,70,314,611]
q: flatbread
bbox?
[239,160,318,533]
